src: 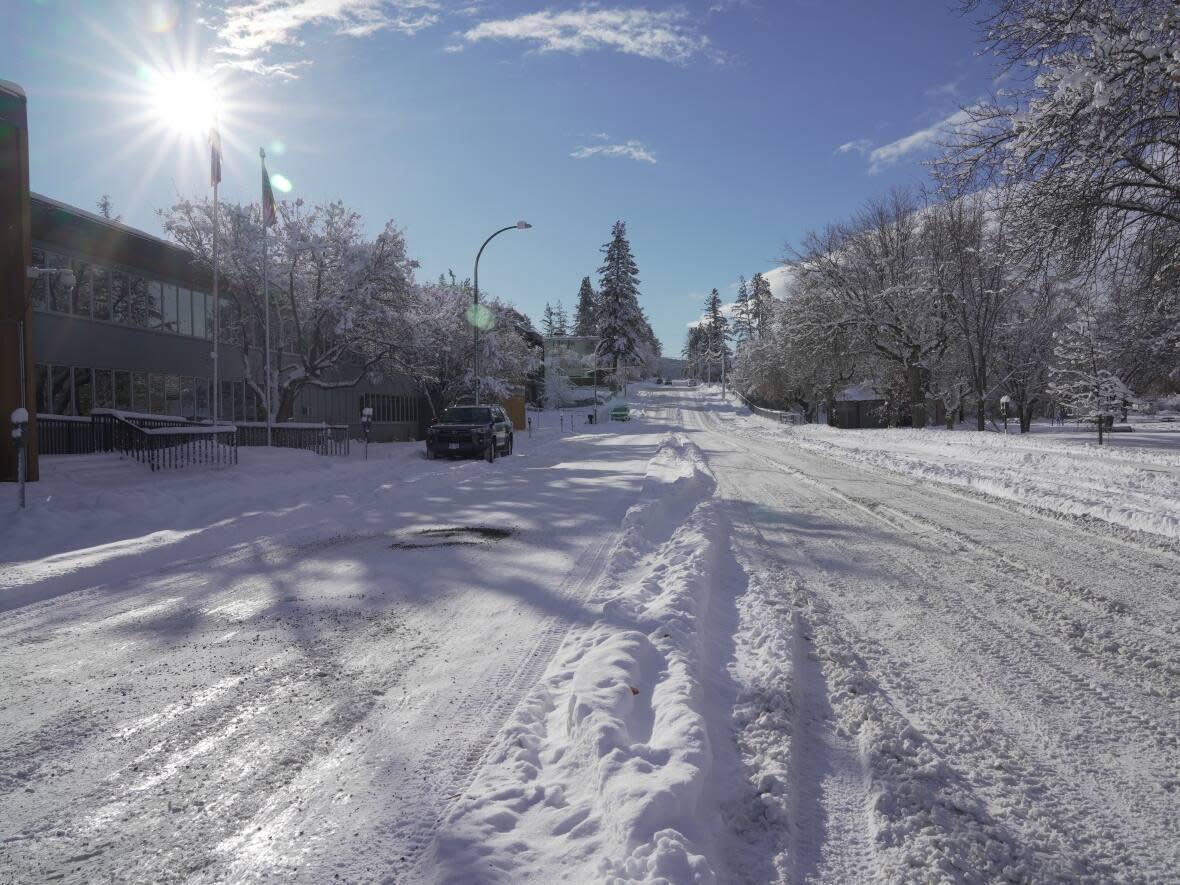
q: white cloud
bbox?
[924,78,962,99]
[460,7,714,65]
[571,139,657,164]
[867,106,975,173]
[216,0,441,75]
[835,138,873,156]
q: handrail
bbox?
[102,413,238,472]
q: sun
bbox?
[145,67,220,140]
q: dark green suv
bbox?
[425,405,514,462]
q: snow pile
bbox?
[433,436,728,882]
[722,396,1180,542]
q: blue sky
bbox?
[5,0,996,352]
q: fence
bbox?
[36,414,96,455]
[99,412,238,472]
[729,389,803,425]
[236,422,350,456]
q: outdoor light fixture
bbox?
[473,221,534,405]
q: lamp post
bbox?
[473,221,532,406]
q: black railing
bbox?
[35,414,96,455]
[104,413,238,472]
[91,409,192,453]
[236,422,350,456]
[729,389,803,425]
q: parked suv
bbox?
[425,405,514,462]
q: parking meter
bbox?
[999,395,1011,433]
[361,406,373,459]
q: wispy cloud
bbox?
[571,139,657,163]
[835,138,873,156]
[216,0,442,76]
[867,106,975,173]
[460,7,715,65]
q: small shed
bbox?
[833,383,888,429]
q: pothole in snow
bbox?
[390,526,514,549]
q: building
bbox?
[26,194,427,443]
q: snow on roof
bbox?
[837,383,883,402]
[31,191,190,256]
[1,80,27,99]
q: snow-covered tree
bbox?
[161,196,415,422]
[699,288,730,382]
[553,300,570,337]
[941,0,1180,268]
[731,276,753,340]
[573,276,599,336]
[596,220,646,380]
[749,272,774,338]
[541,302,556,338]
[1048,310,1136,444]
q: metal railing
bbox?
[236,422,350,456]
[101,412,238,472]
[35,414,96,455]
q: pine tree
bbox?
[596,220,645,379]
[732,276,753,340]
[553,300,569,337]
[573,276,599,336]
[702,288,730,382]
[750,272,772,338]
[541,302,556,338]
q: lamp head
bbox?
[516,220,532,230]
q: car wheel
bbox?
[426,445,436,460]
[486,438,496,463]
[506,434,513,455]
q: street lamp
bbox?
[473,221,532,406]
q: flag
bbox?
[262,161,277,227]
[210,128,222,188]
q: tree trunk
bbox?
[908,360,927,429]
[975,397,986,432]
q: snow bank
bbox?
[723,395,1180,543]
[434,436,729,882]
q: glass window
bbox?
[149,374,165,414]
[51,365,73,415]
[95,369,113,409]
[71,261,91,317]
[114,371,132,410]
[195,377,209,417]
[132,372,148,412]
[30,249,47,310]
[74,367,93,415]
[48,254,71,313]
[111,272,130,324]
[146,281,163,329]
[130,277,148,327]
[189,292,205,338]
[178,288,193,336]
[92,267,110,321]
[180,376,194,415]
[219,381,233,422]
[165,375,181,415]
[34,363,49,413]
[162,284,178,332]
[203,292,215,339]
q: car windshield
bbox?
[440,407,493,424]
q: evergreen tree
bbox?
[573,276,599,336]
[596,220,645,378]
[750,272,773,337]
[702,288,730,381]
[732,276,753,340]
[553,300,569,337]
[541,302,556,338]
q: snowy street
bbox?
[3,386,1180,882]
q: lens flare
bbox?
[466,304,496,331]
[142,0,181,33]
[270,173,293,193]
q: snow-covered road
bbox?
[3,387,1178,883]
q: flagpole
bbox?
[212,179,220,423]
[261,147,272,447]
